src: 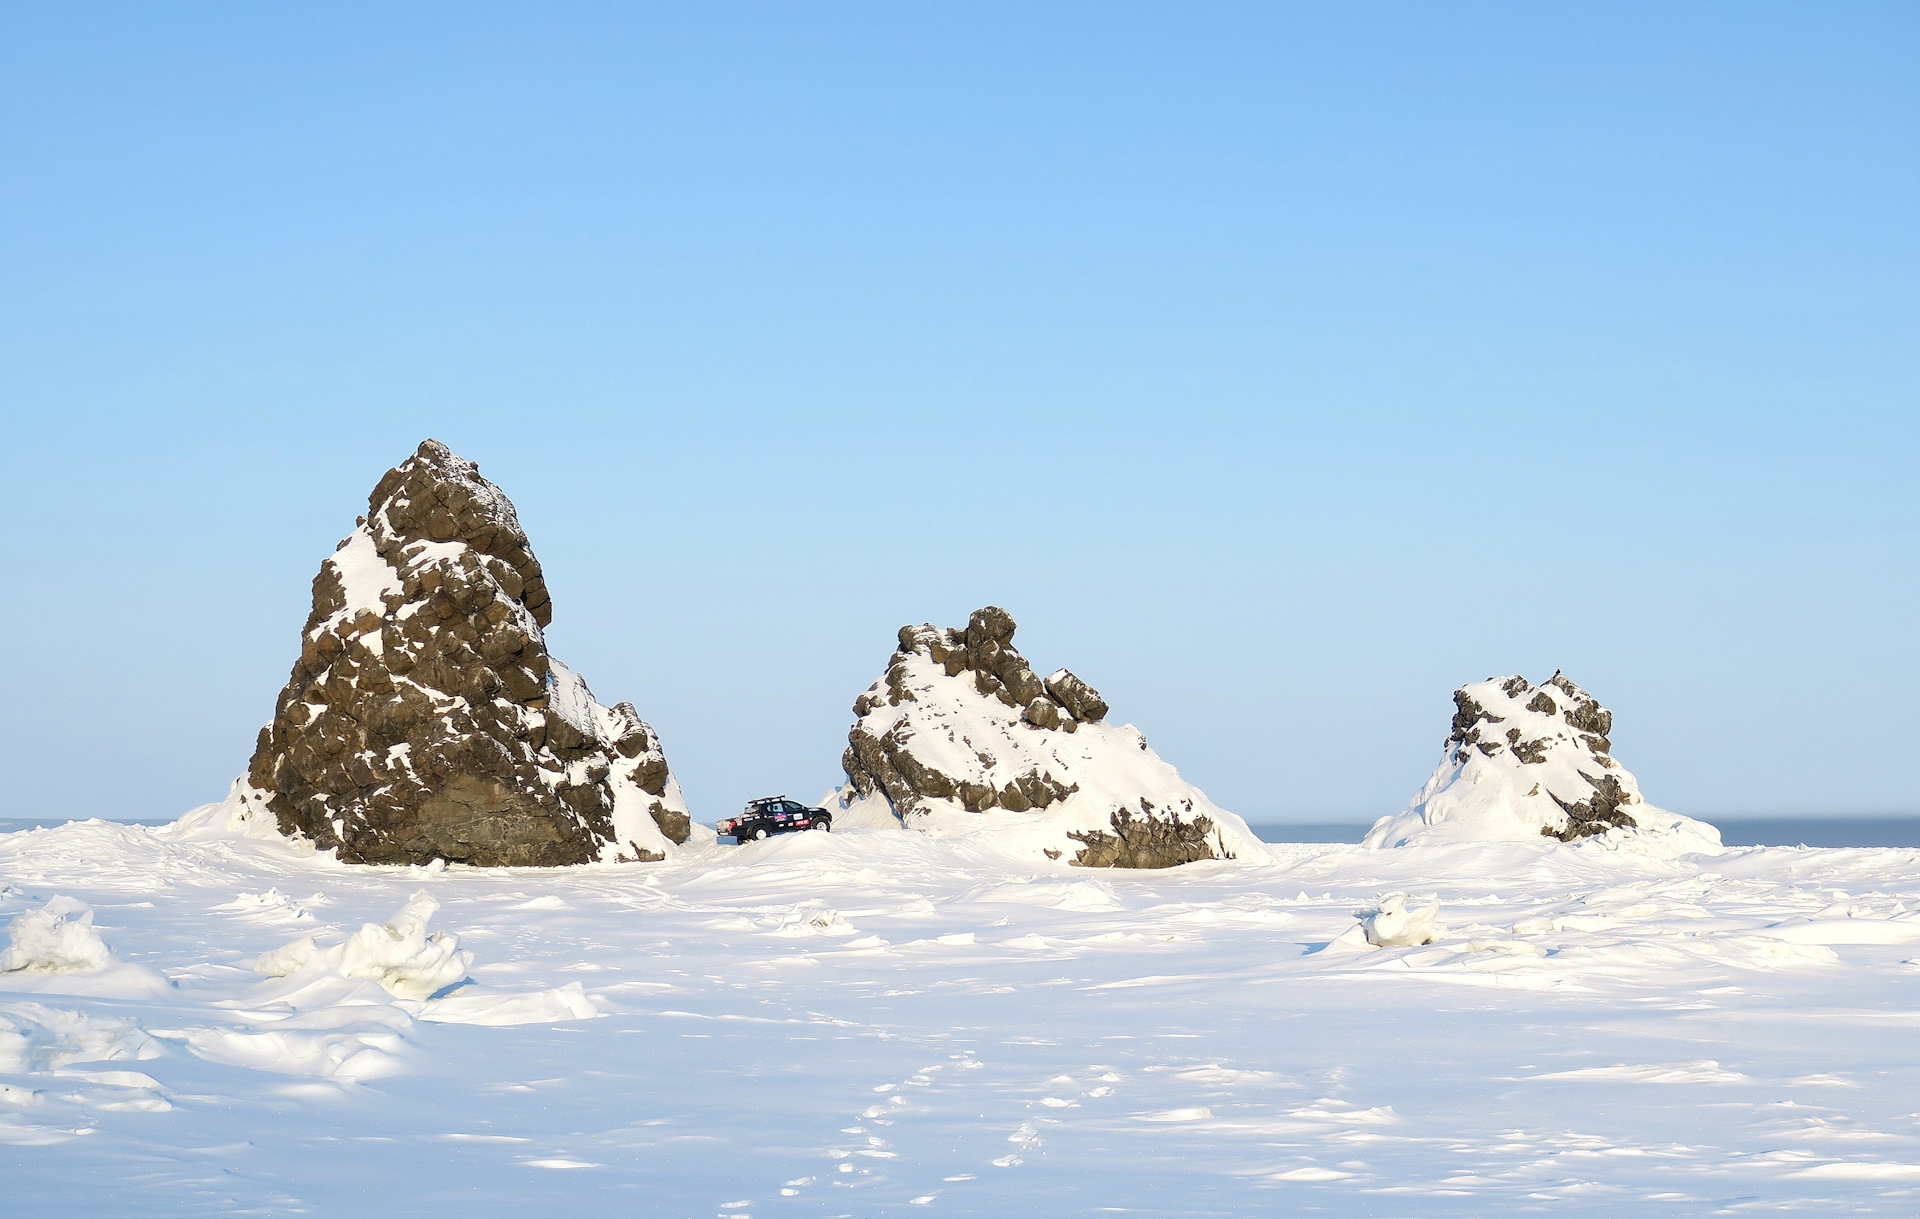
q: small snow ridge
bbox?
[1759,916,1920,945]
[0,1002,161,1073]
[1267,1167,1356,1181]
[1054,881,1123,912]
[418,982,599,1026]
[212,889,314,923]
[1136,1106,1214,1122]
[1528,1060,1748,1084]
[771,905,857,938]
[254,937,319,978]
[1786,1161,1920,1180]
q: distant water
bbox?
[1251,818,1920,849]
[1248,823,1369,844]
[0,817,173,833]
[1711,818,1920,848]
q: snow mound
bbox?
[185,1019,407,1081]
[417,981,598,1026]
[253,936,321,977]
[256,893,470,1001]
[829,606,1267,868]
[340,893,470,1000]
[1360,895,1443,947]
[247,893,592,1027]
[1364,673,1721,854]
[1,898,111,975]
[0,1002,161,1074]
[167,780,299,846]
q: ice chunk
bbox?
[1,898,112,975]
[339,894,471,1000]
[1360,894,1442,947]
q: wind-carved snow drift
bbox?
[831,606,1265,868]
[1364,674,1720,853]
[216,440,689,866]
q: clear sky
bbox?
[2,3,1915,824]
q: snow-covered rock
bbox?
[1364,673,1720,852]
[830,606,1265,867]
[230,439,689,866]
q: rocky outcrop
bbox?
[1066,802,1221,869]
[1364,672,1720,852]
[238,440,689,866]
[831,606,1266,868]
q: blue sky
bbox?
[2,3,1914,823]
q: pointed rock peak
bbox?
[1367,673,1719,854]
[360,438,550,627]
[233,441,689,866]
[833,606,1265,869]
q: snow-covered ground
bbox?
[5,820,1920,1215]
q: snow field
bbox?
[2,818,1920,1213]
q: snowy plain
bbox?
[5,817,1920,1215]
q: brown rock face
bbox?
[1067,802,1222,869]
[245,440,686,866]
[1543,771,1638,841]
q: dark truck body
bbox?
[716,796,832,843]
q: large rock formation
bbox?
[1363,673,1720,853]
[216,440,689,866]
[830,606,1266,868]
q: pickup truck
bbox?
[716,796,833,843]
